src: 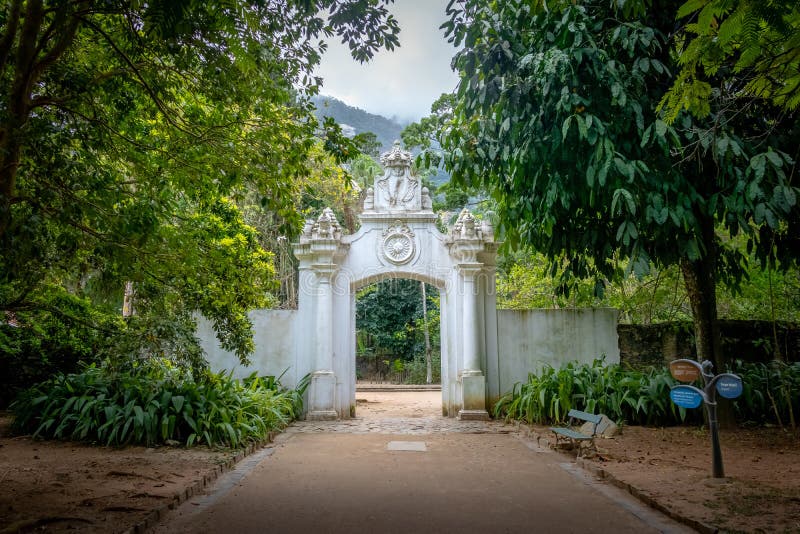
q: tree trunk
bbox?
[679,220,734,428]
[421,281,432,384]
[122,281,135,317]
[680,256,723,371]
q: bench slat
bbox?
[567,409,602,423]
[549,427,593,440]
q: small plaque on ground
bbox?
[387,441,427,452]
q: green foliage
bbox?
[348,153,383,191]
[497,249,800,324]
[497,251,606,309]
[311,95,405,153]
[440,0,799,367]
[730,360,799,429]
[404,352,442,385]
[661,0,800,119]
[356,279,439,361]
[493,360,688,426]
[0,1,400,379]
[0,290,124,407]
[494,359,800,427]
[10,360,309,447]
[443,0,797,276]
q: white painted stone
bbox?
[197,143,623,421]
[492,308,620,400]
[196,310,300,387]
[293,142,496,420]
[386,441,427,451]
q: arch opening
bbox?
[353,277,443,418]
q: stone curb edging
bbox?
[121,431,280,534]
[355,385,442,392]
[520,425,718,534]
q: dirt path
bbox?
[152,392,691,534]
[355,390,442,418]
[3,392,796,532]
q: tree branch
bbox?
[80,16,203,140]
[0,0,23,72]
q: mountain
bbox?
[311,95,404,154]
[310,95,450,187]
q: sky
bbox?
[314,0,460,123]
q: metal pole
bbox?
[706,401,725,478]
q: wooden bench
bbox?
[549,409,603,456]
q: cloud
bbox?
[314,0,459,122]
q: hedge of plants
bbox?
[493,359,800,428]
[11,359,310,448]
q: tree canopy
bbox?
[661,0,800,121]
[438,0,799,367]
[0,0,400,379]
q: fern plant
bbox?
[11,360,308,448]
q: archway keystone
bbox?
[294,142,497,420]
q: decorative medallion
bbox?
[381,222,416,265]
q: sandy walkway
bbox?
[153,392,692,534]
[355,390,442,418]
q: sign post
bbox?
[668,359,742,478]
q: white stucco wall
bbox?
[196,309,300,389]
[493,308,620,399]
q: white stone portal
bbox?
[293,142,498,420]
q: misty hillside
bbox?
[311,95,404,154]
[310,95,450,187]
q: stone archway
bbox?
[294,143,498,420]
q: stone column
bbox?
[447,208,491,421]
[460,264,481,372]
[458,263,489,421]
[294,208,343,421]
[307,267,338,420]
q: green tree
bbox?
[352,131,382,158]
[440,0,799,370]
[660,0,800,120]
[0,1,400,370]
[348,153,383,191]
[356,279,438,363]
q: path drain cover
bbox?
[386,441,427,452]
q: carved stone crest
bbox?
[373,141,421,211]
[381,221,416,265]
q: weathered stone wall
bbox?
[493,308,620,401]
[196,309,301,388]
[618,320,800,369]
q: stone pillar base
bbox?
[459,370,489,421]
[458,409,490,421]
[306,410,339,421]
[307,370,337,420]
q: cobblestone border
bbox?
[122,431,279,534]
[520,425,719,534]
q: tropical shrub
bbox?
[404,352,442,385]
[493,359,689,426]
[731,360,800,429]
[494,359,800,428]
[11,359,309,448]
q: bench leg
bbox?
[577,440,597,458]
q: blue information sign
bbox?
[715,374,743,399]
[670,385,704,409]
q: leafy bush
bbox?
[494,359,800,428]
[11,360,309,448]
[731,360,799,429]
[404,352,441,385]
[493,359,689,426]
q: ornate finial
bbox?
[311,207,341,240]
[452,208,477,239]
[379,141,413,168]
